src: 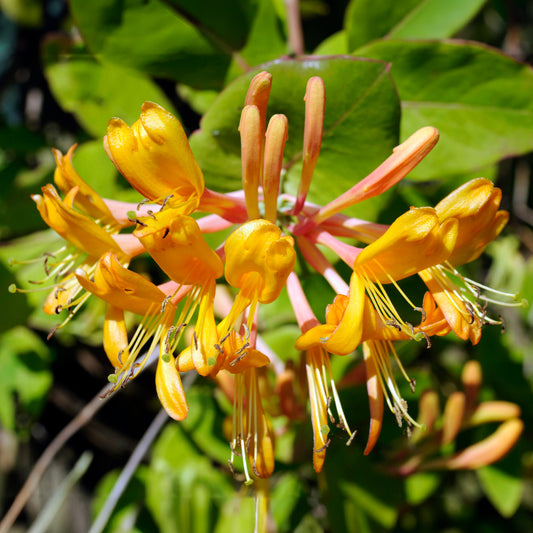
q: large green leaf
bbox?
[43,39,176,138]
[190,56,400,221]
[346,0,486,51]
[69,0,285,90]
[357,40,533,179]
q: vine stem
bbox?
[285,0,304,55]
[87,409,169,533]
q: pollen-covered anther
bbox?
[262,114,288,223]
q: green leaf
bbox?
[0,326,53,431]
[213,491,256,533]
[477,461,524,518]
[146,421,232,533]
[314,30,348,55]
[190,56,401,221]
[405,472,441,505]
[357,40,533,179]
[93,467,158,533]
[69,0,285,90]
[180,386,234,466]
[325,445,402,532]
[346,0,486,50]
[271,474,306,532]
[43,39,177,138]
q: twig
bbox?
[27,452,93,533]
[87,372,197,533]
[285,0,304,55]
[87,409,169,533]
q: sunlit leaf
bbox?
[346,0,486,50]
[357,40,533,179]
[43,39,177,138]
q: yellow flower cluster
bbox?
[14,71,523,482]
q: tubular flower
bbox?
[418,178,521,344]
[53,145,122,230]
[24,184,132,321]
[12,67,522,501]
[75,252,188,420]
[296,207,458,355]
[133,208,224,376]
[219,219,296,336]
[105,102,204,211]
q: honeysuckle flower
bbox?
[105,101,205,212]
[219,219,296,336]
[418,178,522,344]
[132,207,224,376]
[53,145,122,230]
[75,252,188,420]
[12,65,523,520]
[296,206,458,355]
[15,184,134,322]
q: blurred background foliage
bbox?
[1,0,533,531]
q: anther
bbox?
[117,350,124,365]
[242,323,250,341]
[193,331,198,351]
[414,306,426,322]
[47,325,59,340]
[160,195,174,210]
[386,320,402,331]
[227,460,235,475]
[161,295,171,313]
[230,351,248,366]
[252,460,260,478]
[162,227,170,239]
[146,210,157,220]
[315,439,331,453]
[499,315,506,333]
[137,198,149,210]
[214,343,224,354]
[135,219,148,227]
[219,332,231,344]
[410,379,416,394]
[55,305,63,314]
[346,431,357,446]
